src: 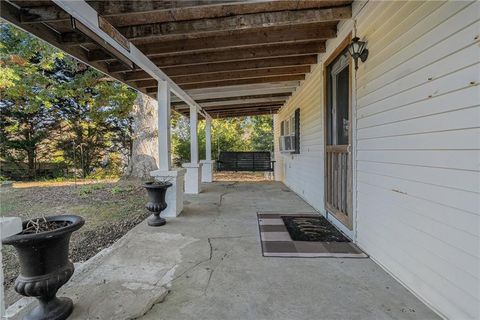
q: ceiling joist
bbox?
[18,0,351,26]
[59,5,350,44]
[118,55,317,77]
[109,42,325,72]
[88,24,336,62]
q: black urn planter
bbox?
[144,181,172,226]
[2,215,84,320]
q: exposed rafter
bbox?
[109,42,325,72]
[171,93,291,105]
[118,55,317,77]
[132,66,309,88]
[59,5,350,44]
[18,0,351,26]
[88,24,336,62]
[144,74,305,91]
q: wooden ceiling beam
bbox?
[148,81,300,98]
[144,74,305,91]
[173,97,288,109]
[98,6,350,40]
[203,109,280,119]
[185,80,300,92]
[179,101,284,111]
[118,55,317,76]
[171,92,291,104]
[174,65,309,84]
[109,42,325,72]
[60,6,350,44]
[18,1,351,26]
[179,74,305,90]
[173,87,296,101]
[88,25,336,62]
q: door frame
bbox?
[323,33,355,239]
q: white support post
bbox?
[157,80,171,171]
[189,106,198,164]
[183,106,202,193]
[149,80,185,217]
[205,117,212,162]
[200,117,214,183]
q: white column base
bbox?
[182,163,202,194]
[200,160,215,183]
[149,168,186,217]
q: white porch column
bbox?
[190,105,198,164]
[157,80,171,171]
[150,81,185,217]
[200,117,214,183]
[182,106,202,193]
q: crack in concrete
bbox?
[170,237,214,284]
[207,237,213,260]
[130,286,169,320]
[216,191,231,207]
[204,269,214,295]
[136,238,215,319]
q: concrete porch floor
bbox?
[9,181,440,320]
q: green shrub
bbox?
[110,186,133,195]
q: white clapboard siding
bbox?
[274,64,325,212]
[355,1,480,319]
[273,1,480,319]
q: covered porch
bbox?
[7,181,439,320]
[1,1,478,319]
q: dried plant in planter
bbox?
[22,217,70,234]
[145,176,174,186]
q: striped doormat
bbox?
[257,212,367,258]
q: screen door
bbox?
[325,50,353,230]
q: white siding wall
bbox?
[274,1,480,319]
[274,64,325,211]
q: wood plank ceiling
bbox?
[2,0,352,118]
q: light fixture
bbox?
[348,36,368,70]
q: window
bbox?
[294,108,300,154]
[279,108,300,154]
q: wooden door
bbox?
[325,48,353,230]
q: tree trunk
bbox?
[124,92,159,179]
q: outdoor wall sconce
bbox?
[348,36,369,70]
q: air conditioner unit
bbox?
[279,135,295,153]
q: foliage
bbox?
[0,23,136,179]
[251,116,274,152]
[110,185,133,195]
[171,113,273,167]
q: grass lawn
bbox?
[1,179,149,307]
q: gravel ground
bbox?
[214,171,272,181]
[1,179,148,307]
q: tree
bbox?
[53,68,136,177]
[0,23,136,179]
[250,115,274,152]
[0,23,65,177]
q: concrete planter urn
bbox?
[144,181,172,226]
[2,215,84,320]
